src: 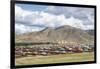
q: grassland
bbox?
[15,52,94,66]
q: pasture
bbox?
[15,52,94,66]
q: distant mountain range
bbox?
[15,25,94,44]
[86,30,94,36]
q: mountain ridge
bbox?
[15,25,94,45]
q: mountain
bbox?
[86,30,94,36]
[15,25,94,44]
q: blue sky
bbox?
[15,4,94,34]
[16,4,47,12]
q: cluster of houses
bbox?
[15,44,94,58]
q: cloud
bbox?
[45,6,94,25]
[15,23,45,35]
[15,5,94,34]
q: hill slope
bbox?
[15,25,94,44]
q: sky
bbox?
[15,4,95,34]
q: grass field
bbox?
[15,52,94,66]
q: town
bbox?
[15,43,94,58]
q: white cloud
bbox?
[15,23,45,34]
[15,5,94,34]
[45,6,94,25]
